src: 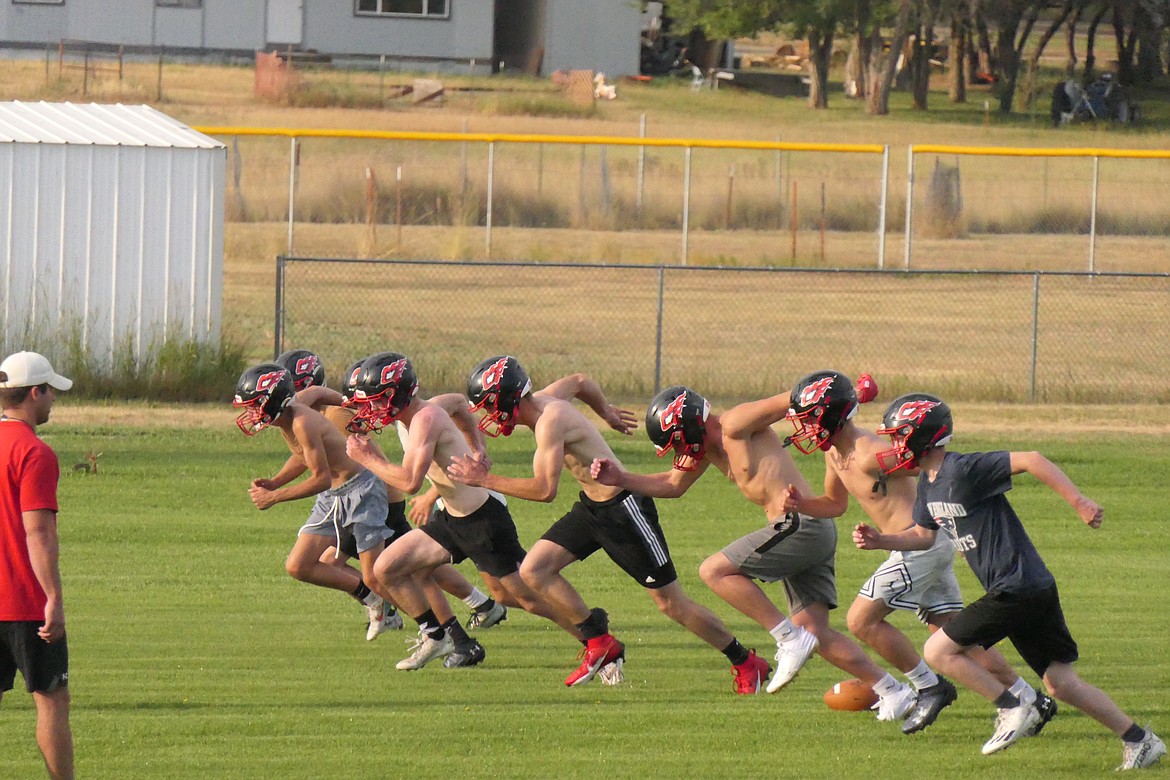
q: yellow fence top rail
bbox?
[913,143,1170,159]
[191,126,885,154]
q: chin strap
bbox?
[871,472,888,497]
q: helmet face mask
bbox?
[276,349,325,391]
[233,364,295,435]
[467,356,531,437]
[347,352,418,432]
[875,394,953,474]
[785,371,857,455]
[646,386,709,471]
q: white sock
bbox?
[361,591,381,607]
[905,659,940,691]
[462,588,489,609]
[873,672,901,697]
[1009,677,1035,703]
[769,618,797,644]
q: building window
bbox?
[355,0,448,18]
[156,0,202,7]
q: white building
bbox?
[0,101,224,367]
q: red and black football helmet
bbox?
[346,352,419,432]
[276,349,325,391]
[233,363,295,435]
[876,393,954,474]
[467,355,531,437]
[645,385,709,471]
[785,370,858,454]
[340,358,373,433]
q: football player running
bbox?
[591,384,915,707]
[344,352,580,671]
[233,363,396,637]
[782,370,1052,734]
[278,350,503,647]
[855,394,1165,768]
[449,356,768,692]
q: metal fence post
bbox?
[681,147,692,266]
[287,137,298,255]
[878,145,889,270]
[903,145,914,270]
[636,113,646,219]
[1089,155,1099,274]
[1029,272,1040,401]
[273,255,285,359]
[485,140,495,258]
[654,265,665,395]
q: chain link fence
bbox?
[274,257,1170,405]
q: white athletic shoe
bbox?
[1118,729,1166,771]
[396,632,455,671]
[876,682,918,722]
[981,701,1042,755]
[365,602,404,641]
[599,658,625,686]
[765,627,819,693]
[466,601,508,631]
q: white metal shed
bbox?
[0,101,224,370]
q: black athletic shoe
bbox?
[443,640,486,668]
[901,677,959,734]
[1027,692,1058,736]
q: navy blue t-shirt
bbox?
[913,450,1055,595]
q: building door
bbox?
[266,0,304,46]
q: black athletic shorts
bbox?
[541,490,677,590]
[942,584,1079,678]
[339,500,412,559]
[420,495,527,578]
[0,621,69,694]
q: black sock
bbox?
[443,618,473,648]
[352,581,372,602]
[993,690,1021,709]
[722,638,750,667]
[575,608,608,641]
[413,609,445,639]
[1122,723,1147,743]
[474,598,497,614]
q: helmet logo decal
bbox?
[348,366,361,388]
[481,357,509,391]
[294,355,318,376]
[255,370,285,394]
[798,376,835,407]
[896,399,941,424]
[660,392,688,430]
[379,358,409,386]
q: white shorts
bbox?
[858,530,964,622]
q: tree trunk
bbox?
[912,0,940,111]
[807,30,835,109]
[950,11,968,102]
[1135,13,1164,82]
[845,32,868,98]
[1065,5,1082,79]
[867,0,914,114]
[972,0,994,75]
[1022,0,1073,109]
[1084,5,1108,83]
[1113,3,1138,84]
[994,2,1040,113]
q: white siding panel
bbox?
[60,145,93,336]
[86,149,119,362]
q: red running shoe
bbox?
[564,635,625,687]
[732,650,772,694]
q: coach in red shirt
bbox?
[1,350,74,780]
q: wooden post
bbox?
[725,163,735,230]
[365,166,378,253]
[790,180,798,262]
[396,165,403,249]
[157,49,164,101]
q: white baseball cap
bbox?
[0,351,73,391]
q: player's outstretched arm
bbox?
[428,392,489,458]
[296,385,345,410]
[1009,451,1103,529]
[591,457,705,498]
[719,392,792,439]
[448,421,565,503]
[407,485,441,526]
[254,453,307,491]
[24,509,65,643]
[784,468,850,518]
[537,372,637,435]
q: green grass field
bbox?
[1,411,1166,779]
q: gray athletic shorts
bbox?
[721,513,837,614]
[858,528,964,622]
[298,469,390,555]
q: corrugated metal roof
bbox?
[0,101,223,148]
